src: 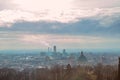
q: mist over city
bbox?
[0,0,120,80]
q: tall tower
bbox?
[81,51,83,56]
[53,45,56,53]
[48,47,49,52]
[63,49,66,53]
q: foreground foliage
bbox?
[0,64,118,80]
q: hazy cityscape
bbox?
[0,0,120,80]
[0,45,119,70]
[0,46,120,80]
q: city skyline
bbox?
[0,0,120,51]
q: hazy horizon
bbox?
[0,0,120,51]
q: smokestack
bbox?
[53,45,56,53]
[118,57,120,80]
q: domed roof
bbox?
[78,51,87,62]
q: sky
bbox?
[0,0,120,51]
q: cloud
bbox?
[73,0,120,9]
[0,16,120,37]
[18,34,120,49]
[0,32,120,50]
[1,0,120,11]
[0,7,120,27]
[0,0,120,50]
[0,10,40,27]
[98,16,120,27]
[21,34,51,47]
[13,0,73,11]
[20,34,107,45]
[0,0,16,10]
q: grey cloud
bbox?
[0,17,120,37]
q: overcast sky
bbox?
[0,0,120,51]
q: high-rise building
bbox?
[48,47,49,52]
[53,45,56,53]
[63,49,66,53]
